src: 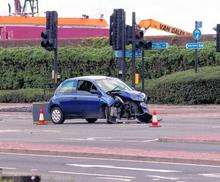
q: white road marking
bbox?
[66,163,181,173]
[30,169,38,171]
[0,129,59,133]
[96,177,131,181]
[0,130,21,133]
[36,130,60,133]
[212,126,220,128]
[1,152,220,169]
[148,175,179,180]
[199,173,220,178]
[87,137,95,141]
[0,166,16,170]
[142,139,159,142]
[58,138,95,141]
[58,137,159,143]
[49,171,134,179]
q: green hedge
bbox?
[1,66,219,104]
[144,66,220,104]
[0,46,116,90]
[0,40,220,90]
[0,89,53,103]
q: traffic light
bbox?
[136,40,152,50]
[41,31,53,51]
[135,29,144,40]
[142,41,152,50]
[109,14,116,47]
[134,28,152,50]
[216,24,220,52]
[109,9,125,50]
[41,11,58,51]
[125,25,132,45]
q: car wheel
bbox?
[51,107,65,124]
[85,118,97,123]
[137,113,152,123]
[105,107,116,124]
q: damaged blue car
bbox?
[48,76,152,124]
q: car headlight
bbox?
[140,102,147,107]
[141,93,146,99]
[130,93,145,101]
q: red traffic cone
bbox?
[150,111,161,127]
[37,108,47,125]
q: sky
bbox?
[0,0,219,35]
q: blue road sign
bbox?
[114,50,123,58]
[152,42,169,49]
[114,50,142,58]
[185,42,204,49]
[193,29,202,40]
[196,21,202,29]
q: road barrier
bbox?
[150,111,161,127]
[32,102,51,124]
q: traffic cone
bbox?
[37,107,47,125]
[150,111,161,127]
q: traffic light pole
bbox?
[118,11,126,81]
[121,12,126,81]
[131,12,136,88]
[41,11,59,86]
[53,48,58,85]
[216,24,220,52]
[141,48,145,92]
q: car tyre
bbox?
[137,113,152,123]
[105,107,116,124]
[51,107,65,124]
[85,118,97,123]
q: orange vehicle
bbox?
[138,19,191,36]
[0,0,108,40]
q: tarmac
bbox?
[0,103,220,165]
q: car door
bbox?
[76,80,101,118]
[55,80,80,116]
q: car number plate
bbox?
[110,107,117,117]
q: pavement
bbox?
[0,103,32,112]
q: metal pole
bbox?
[118,57,123,79]
[53,31,58,86]
[121,10,126,81]
[141,48,145,92]
[53,48,58,85]
[195,21,198,73]
[131,12,136,88]
[195,43,198,73]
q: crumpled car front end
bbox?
[106,90,152,123]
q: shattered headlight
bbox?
[140,102,147,107]
[130,93,145,101]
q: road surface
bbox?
[0,104,219,181]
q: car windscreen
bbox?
[96,78,133,92]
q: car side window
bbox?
[77,80,95,94]
[55,80,77,94]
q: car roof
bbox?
[67,75,115,82]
